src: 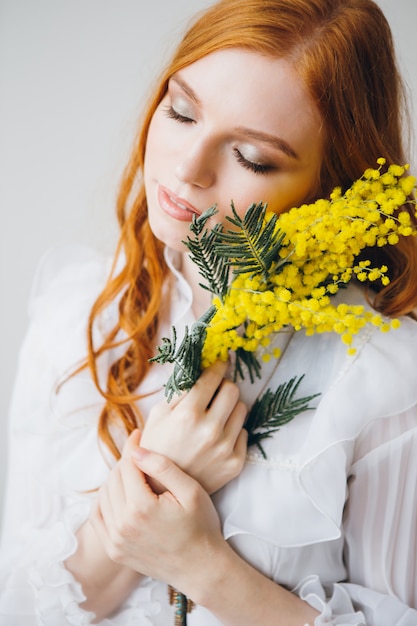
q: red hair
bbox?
[86,0,417,459]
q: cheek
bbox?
[215,174,273,213]
[265,188,305,215]
[145,116,163,166]
[264,173,321,215]
[145,107,175,158]
[219,182,289,219]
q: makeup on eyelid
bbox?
[143,48,323,254]
[166,98,196,123]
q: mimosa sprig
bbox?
[151,159,417,451]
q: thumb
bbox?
[122,428,142,457]
[131,447,199,502]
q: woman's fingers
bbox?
[183,360,230,412]
[91,433,162,562]
[130,446,198,506]
[118,430,160,503]
[93,431,150,534]
[125,428,141,449]
[90,429,223,581]
[232,426,249,467]
[92,443,223,584]
[222,398,248,444]
[208,378,245,426]
[129,448,222,548]
[140,362,248,494]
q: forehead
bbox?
[171,48,322,144]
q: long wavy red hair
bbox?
[86,0,417,459]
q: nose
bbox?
[174,137,216,188]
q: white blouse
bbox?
[0,245,417,626]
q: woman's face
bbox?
[144,48,324,252]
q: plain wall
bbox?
[1,0,416,521]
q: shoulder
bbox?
[27,244,115,371]
[216,285,417,548]
[262,283,417,456]
[8,246,117,491]
[290,283,417,397]
[29,244,112,312]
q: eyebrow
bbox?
[234,127,299,160]
[171,75,201,104]
[170,75,299,160]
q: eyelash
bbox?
[163,105,195,124]
[233,149,272,175]
[163,104,273,176]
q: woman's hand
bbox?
[89,432,320,625]
[90,430,226,596]
[140,360,248,494]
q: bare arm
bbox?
[66,361,248,619]
[90,440,319,626]
[194,543,319,626]
[65,520,143,623]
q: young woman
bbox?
[1,1,417,624]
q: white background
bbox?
[0,0,416,520]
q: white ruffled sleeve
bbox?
[294,420,417,626]
[214,297,417,626]
[294,415,417,626]
[338,412,417,626]
[0,246,110,624]
[0,246,164,625]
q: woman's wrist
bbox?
[183,538,319,626]
[182,538,238,606]
[65,519,143,620]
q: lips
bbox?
[158,185,200,221]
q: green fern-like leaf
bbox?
[214,202,285,279]
[233,347,262,383]
[246,375,319,458]
[149,327,178,365]
[183,206,230,299]
[149,306,216,401]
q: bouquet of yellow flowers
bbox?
[202,160,415,365]
[151,159,417,454]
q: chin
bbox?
[148,220,187,253]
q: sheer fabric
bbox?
[0,246,416,625]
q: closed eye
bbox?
[233,148,274,175]
[163,105,195,124]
